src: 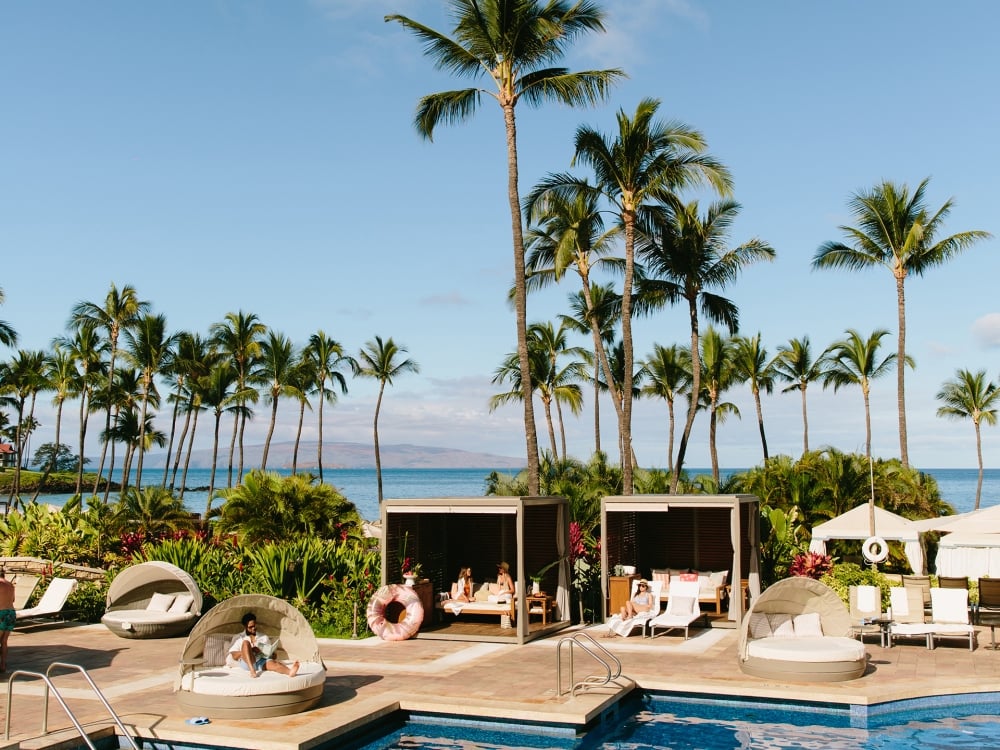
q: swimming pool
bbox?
[344,691,1000,749]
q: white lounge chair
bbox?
[16,577,76,623]
[648,580,702,639]
[605,579,663,638]
[928,587,975,650]
[888,586,933,648]
[848,585,882,644]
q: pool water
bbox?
[346,692,1000,750]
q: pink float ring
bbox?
[367,584,424,641]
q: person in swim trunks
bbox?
[0,569,15,672]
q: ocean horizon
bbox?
[25,466,1000,523]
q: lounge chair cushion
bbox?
[746,636,865,663]
[793,612,824,637]
[748,612,773,639]
[668,596,696,616]
[147,592,176,612]
[169,593,195,614]
[180,661,325,696]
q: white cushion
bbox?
[168,593,195,614]
[748,612,773,639]
[103,610,192,626]
[204,633,233,667]
[668,596,696,616]
[180,661,326,696]
[147,592,176,612]
[793,612,824,637]
[708,571,727,589]
[746,636,865,663]
[768,613,795,637]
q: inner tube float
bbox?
[862,535,889,564]
[367,584,424,641]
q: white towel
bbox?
[857,586,877,613]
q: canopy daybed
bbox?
[809,504,925,573]
[738,577,868,682]
[175,594,327,719]
[101,561,203,639]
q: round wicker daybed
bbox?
[102,561,203,639]
[738,577,868,683]
[175,594,327,719]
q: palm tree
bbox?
[161,332,216,491]
[637,198,774,491]
[70,283,149,496]
[936,369,1000,510]
[0,350,46,505]
[822,328,902,466]
[700,327,740,484]
[771,337,824,455]
[353,336,419,505]
[0,288,17,348]
[386,0,623,495]
[813,178,992,468]
[302,331,352,483]
[253,331,299,471]
[199,361,243,518]
[123,313,176,488]
[32,346,79,499]
[55,326,107,493]
[210,311,266,486]
[560,283,619,455]
[641,343,691,474]
[529,98,732,494]
[113,486,195,537]
[731,333,775,462]
[529,321,588,460]
[92,366,142,496]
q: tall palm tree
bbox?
[637,198,774,491]
[70,283,149,496]
[813,178,992,468]
[123,313,176,488]
[289,358,312,475]
[162,332,216,491]
[525,184,623,452]
[529,321,588,460]
[55,326,107,493]
[253,331,299,471]
[386,0,623,495]
[936,369,1000,510]
[641,343,691,474]
[353,336,419,505]
[210,311,266,486]
[302,331,352,483]
[731,333,775,462]
[92,366,142,497]
[200,361,243,518]
[700,327,740,484]
[529,98,732,493]
[31,346,79,499]
[771,337,824,455]
[822,328,902,467]
[560,283,619,455]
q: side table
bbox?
[179,656,205,684]
[526,593,554,625]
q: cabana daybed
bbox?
[175,594,327,719]
[738,577,869,682]
[102,561,203,639]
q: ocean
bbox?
[25,466,997,522]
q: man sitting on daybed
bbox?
[229,612,299,679]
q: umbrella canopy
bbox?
[809,504,924,573]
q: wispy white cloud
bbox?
[972,313,1000,348]
[582,0,710,69]
[420,291,471,307]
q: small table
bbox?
[179,656,205,682]
[863,617,894,648]
[526,594,554,625]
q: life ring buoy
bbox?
[862,535,889,563]
[366,584,424,641]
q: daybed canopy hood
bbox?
[808,504,924,574]
[106,561,203,613]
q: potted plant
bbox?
[530,558,564,596]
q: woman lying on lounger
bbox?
[620,580,653,620]
[227,612,299,678]
[449,567,473,602]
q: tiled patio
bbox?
[4,618,1000,750]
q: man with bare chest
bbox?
[0,570,15,672]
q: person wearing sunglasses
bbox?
[620,579,653,620]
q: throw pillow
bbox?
[203,633,233,667]
[474,583,491,602]
[652,571,670,584]
[147,592,176,612]
[168,593,195,614]
[679,573,699,583]
[708,570,728,589]
[768,613,795,637]
[668,595,696,616]
[793,612,823,637]
[748,612,772,639]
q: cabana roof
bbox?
[808,504,923,573]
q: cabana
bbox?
[600,494,762,626]
[934,533,1000,579]
[380,496,570,645]
[102,561,203,639]
[808,504,924,573]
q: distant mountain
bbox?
[140,441,525,470]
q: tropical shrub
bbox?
[820,562,894,609]
[67,579,108,623]
[789,551,833,579]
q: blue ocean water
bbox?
[28,466,995,522]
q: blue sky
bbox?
[1,1,998,470]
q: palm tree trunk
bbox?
[171,400,193,491]
[975,420,984,510]
[556,397,567,461]
[863,384,872,461]
[753,387,769,460]
[673,298,701,492]
[542,396,557,459]
[709,398,720,484]
[75,388,89,494]
[374,382,385,505]
[162,388,183,487]
[261,397,278,470]
[135,389,150,488]
[502,103,540,495]
[895,274,909,467]
[207,412,221,519]
[581,279,623,449]
[800,385,810,454]
[667,399,675,475]
[237,412,247,482]
[292,399,306,475]
[619,210,636,495]
[227,410,238,487]
[592,361,601,455]
[317,383,326,483]
[180,408,201,502]
[94,345,118,496]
